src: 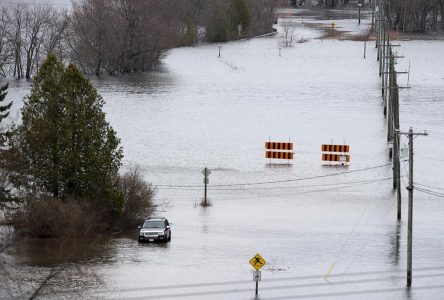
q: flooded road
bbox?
[1,15,444,299]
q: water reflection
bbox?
[389,222,401,266]
[13,236,115,266]
[0,233,121,299]
[137,240,170,249]
[91,69,175,96]
[264,163,294,170]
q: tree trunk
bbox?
[441,1,444,31]
[25,50,32,79]
[95,59,102,77]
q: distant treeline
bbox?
[384,0,444,33]
[281,0,444,33]
[0,0,274,78]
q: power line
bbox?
[341,193,399,275]
[203,179,393,201]
[247,179,392,196]
[209,177,392,191]
[39,266,444,297]
[211,164,391,187]
[156,177,392,191]
[415,187,444,199]
[153,163,391,188]
[414,182,444,192]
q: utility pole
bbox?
[397,127,428,287]
[392,75,401,219]
[407,128,414,287]
[394,129,401,219]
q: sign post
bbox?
[202,167,211,206]
[249,253,266,297]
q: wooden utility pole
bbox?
[393,62,401,220]
[387,46,395,142]
[394,129,401,219]
[407,128,414,287]
[397,128,428,287]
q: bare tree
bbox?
[9,4,25,78]
[378,0,443,32]
[0,8,13,77]
[43,10,69,61]
[247,0,275,35]
[0,0,276,77]
[70,0,110,76]
[0,4,63,78]
[280,18,296,47]
[22,5,52,79]
[69,0,181,76]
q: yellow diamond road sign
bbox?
[249,253,266,271]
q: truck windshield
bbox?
[142,221,164,228]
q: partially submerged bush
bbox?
[120,168,156,228]
[13,197,103,238]
[11,167,156,238]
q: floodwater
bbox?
[1,12,444,300]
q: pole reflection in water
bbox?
[390,222,402,266]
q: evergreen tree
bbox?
[0,83,12,201]
[231,0,251,31]
[12,54,123,213]
[0,83,12,148]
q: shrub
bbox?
[120,168,156,228]
[12,197,104,238]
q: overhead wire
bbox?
[415,187,444,199]
[324,189,376,280]
[324,175,398,278]
[209,177,392,191]
[153,163,391,188]
[156,177,393,191]
[414,182,444,192]
[341,194,399,275]
[195,179,392,202]
[395,137,444,200]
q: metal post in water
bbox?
[204,167,208,206]
[364,41,367,58]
